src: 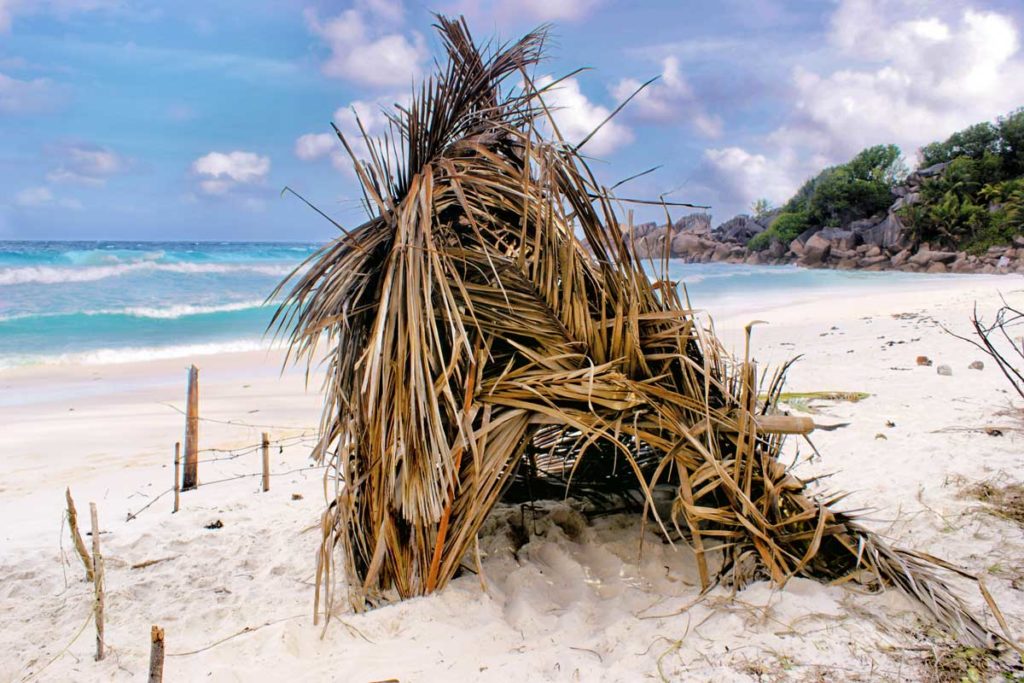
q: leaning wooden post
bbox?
[89,502,105,661]
[182,365,199,491]
[148,625,165,683]
[173,442,181,513]
[66,488,94,582]
[261,432,270,493]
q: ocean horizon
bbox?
[0,239,991,370]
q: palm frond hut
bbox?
[274,17,999,646]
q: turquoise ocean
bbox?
[0,240,972,369]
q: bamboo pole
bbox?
[66,488,94,582]
[148,625,165,683]
[173,442,181,513]
[89,502,105,661]
[182,365,199,490]
[261,432,270,493]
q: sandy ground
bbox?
[2,275,1023,682]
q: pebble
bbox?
[968,360,984,370]
[937,364,953,376]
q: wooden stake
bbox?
[261,432,270,493]
[182,365,199,490]
[148,625,165,683]
[89,502,105,661]
[173,442,181,513]
[66,488,94,582]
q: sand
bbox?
[2,275,1023,682]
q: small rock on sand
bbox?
[968,360,984,370]
[937,364,952,376]
[916,355,932,366]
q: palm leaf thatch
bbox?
[273,16,1003,647]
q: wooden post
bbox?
[261,432,270,493]
[89,502,105,661]
[148,625,165,683]
[173,442,181,513]
[66,488,94,582]
[182,365,199,491]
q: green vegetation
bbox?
[748,108,1024,253]
[750,197,773,220]
[903,108,1024,252]
[748,210,808,250]
[749,144,906,251]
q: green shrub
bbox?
[748,210,809,251]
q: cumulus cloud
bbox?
[305,2,426,88]
[0,72,63,114]
[611,56,723,138]
[191,151,270,196]
[14,185,82,209]
[536,75,633,156]
[702,0,1024,216]
[46,142,128,185]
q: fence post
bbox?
[148,625,165,682]
[261,432,270,493]
[66,488,94,582]
[173,442,181,513]
[182,365,199,491]
[89,502,105,661]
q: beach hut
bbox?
[273,17,995,645]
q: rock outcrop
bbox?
[625,161,1023,276]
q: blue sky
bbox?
[1,0,1022,241]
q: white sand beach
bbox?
[3,275,1023,682]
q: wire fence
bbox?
[124,420,323,522]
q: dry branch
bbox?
[65,488,94,582]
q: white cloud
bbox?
[305,4,426,88]
[47,143,128,185]
[535,75,633,156]
[295,133,336,162]
[14,185,82,209]
[295,95,404,174]
[612,56,722,138]
[501,0,598,21]
[702,0,1024,216]
[191,151,270,196]
[0,72,62,114]
[444,0,600,23]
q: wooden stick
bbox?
[182,365,199,491]
[66,488,94,582]
[173,442,181,513]
[89,502,105,661]
[148,625,165,683]
[261,432,270,493]
[753,415,815,435]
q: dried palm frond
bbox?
[273,15,1005,648]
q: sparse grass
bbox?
[962,477,1024,527]
[765,391,871,414]
[921,642,1023,682]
